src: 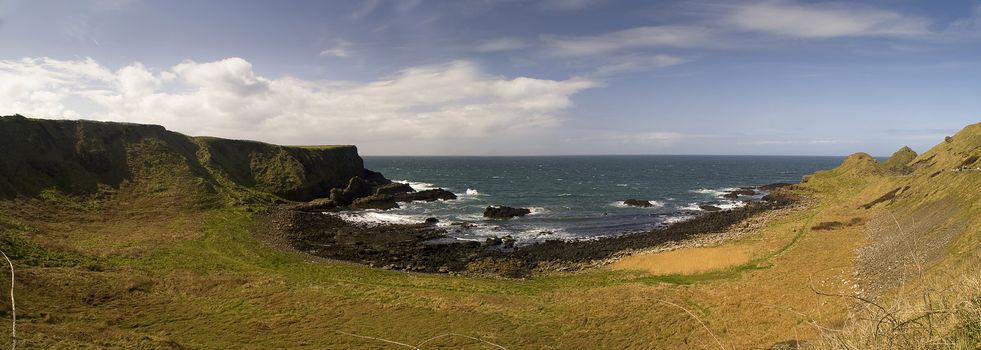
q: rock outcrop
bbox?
[623,199,655,207]
[879,146,917,175]
[483,206,531,219]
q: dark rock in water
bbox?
[394,189,457,202]
[328,176,373,206]
[347,188,456,210]
[699,204,722,212]
[623,199,654,207]
[351,194,399,210]
[483,206,531,219]
[759,183,792,191]
[722,189,756,199]
[374,182,414,196]
[501,235,516,248]
[424,217,439,224]
[485,237,504,246]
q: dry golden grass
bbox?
[610,246,754,275]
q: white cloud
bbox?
[473,37,532,52]
[725,1,930,39]
[0,57,596,152]
[541,26,714,57]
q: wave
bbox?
[465,188,482,196]
[394,180,438,192]
[678,199,747,211]
[690,188,728,197]
[327,210,423,226]
[557,193,573,197]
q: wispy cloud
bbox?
[592,54,688,76]
[571,130,689,145]
[745,139,856,145]
[541,25,715,57]
[540,0,603,11]
[473,37,532,52]
[351,0,382,19]
[724,1,930,39]
[320,45,354,58]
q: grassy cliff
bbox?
[0,115,366,202]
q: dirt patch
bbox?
[610,245,754,275]
[811,217,864,231]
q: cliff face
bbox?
[0,115,370,201]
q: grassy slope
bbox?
[1,121,979,348]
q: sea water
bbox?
[339,156,842,245]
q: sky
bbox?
[1,0,980,156]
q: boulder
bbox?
[485,237,504,246]
[699,204,722,212]
[623,199,654,208]
[501,235,516,248]
[483,206,531,219]
[722,189,756,199]
[424,217,439,224]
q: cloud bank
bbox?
[0,57,596,152]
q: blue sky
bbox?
[1,0,979,155]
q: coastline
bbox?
[254,183,803,278]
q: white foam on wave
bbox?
[452,225,581,246]
[678,199,747,211]
[679,203,704,211]
[394,180,438,192]
[715,200,747,210]
[610,200,665,209]
[662,214,697,225]
[328,210,422,226]
[557,193,573,197]
[690,188,727,197]
[465,188,482,196]
[527,207,548,215]
[616,183,628,187]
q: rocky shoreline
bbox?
[253,182,802,278]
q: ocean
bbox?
[339,156,843,245]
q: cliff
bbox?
[0,114,371,201]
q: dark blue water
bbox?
[346,156,841,244]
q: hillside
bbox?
[0,116,977,348]
[0,114,369,202]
